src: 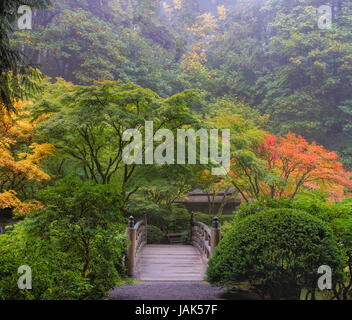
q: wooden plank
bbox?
[135,244,207,281]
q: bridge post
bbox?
[210,216,220,257]
[126,216,136,276]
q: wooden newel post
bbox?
[126,216,136,276]
[211,216,221,257]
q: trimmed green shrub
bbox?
[220,221,233,237]
[235,196,328,222]
[219,215,236,225]
[207,208,344,299]
[234,198,293,221]
[147,225,164,244]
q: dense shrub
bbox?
[235,196,328,222]
[168,209,191,233]
[0,176,127,300]
[128,198,191,234]
[0,222,91,300]
[235,196,352,299]
[207,208,344,299]
[220,221,233,237]
[147,225,164,244]
[327,198,352,299]
[194,212,233,227]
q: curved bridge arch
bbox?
[125,214,221,280]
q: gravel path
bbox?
[108,281,260,300]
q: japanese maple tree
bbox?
[253,132,352,201]
[0,100,53,215]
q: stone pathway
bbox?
[109,281,261,300]
[109,244,261,300]
[109,281,227,300]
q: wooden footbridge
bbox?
[125,215,221,281]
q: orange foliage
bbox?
[258,132,352,201]
[0,190,43,216]
[0,101,54,215]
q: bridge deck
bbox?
[135,244,206,281]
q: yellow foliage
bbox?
[0,190,43,216]
[162,2,174,16]
[173,0,181,10]
[0,100,54,215]
[217,5,227,21]
[182,12,220,68]
[186,13,218,39]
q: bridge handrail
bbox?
[125,216,147,276]
[125,214,221,277]
[191,221,211,259]
[191,215,220,261]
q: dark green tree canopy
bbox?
[0,0,50,112]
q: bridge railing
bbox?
[190,214,221,261]
[125,213,221,276]
[125,215,147,276]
